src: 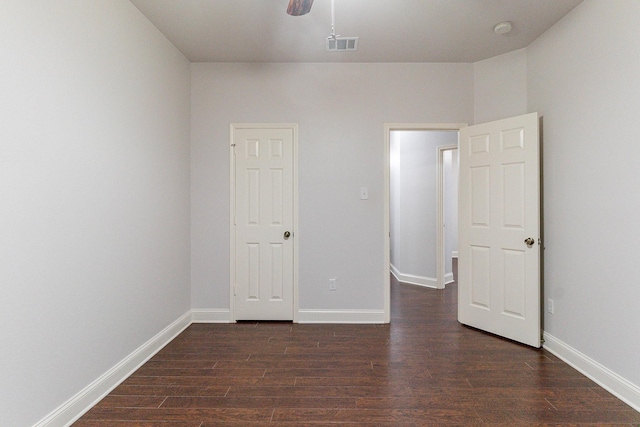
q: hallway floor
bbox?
[74,277,640,426]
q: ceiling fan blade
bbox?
[287,0,314,16]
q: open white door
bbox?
[231,124,296,321]
[458,113,541,347]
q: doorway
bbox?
[384,114,541,346]
[383,123,466,322]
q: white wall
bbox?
[191,63,473,313]
[389,132,403,276]
[474,48,527,124]
[0,1,191,425]
[390,131,458,284]
[528,0,640,389]
[443,148,458,277]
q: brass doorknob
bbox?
[284,231,291,240]
[524,237,535,247]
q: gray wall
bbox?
[0,2,191,425]
[473,0,640,401]
[474,48,528,124]
[443,148,459,278]
[190,63,473,312]
[528,0,640,388]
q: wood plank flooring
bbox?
[74,274,640,426]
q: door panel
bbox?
[470,245,491,308]
[458,113,540,348]
[233,126,295,320]
[471,166,490,226]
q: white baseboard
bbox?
[191,307,386,324]
[444,272,454,284]
[297,309,385,324]
[543,331,640,412]
[191,308,231,323]
[34,311,192,427]
[33,313,640,427]
[390,264,437,289]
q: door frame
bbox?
[229,123,299,323]
[384,123,467,322]
[436,144,459,289]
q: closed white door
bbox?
[458,113,540,347]
[232,125,295,320]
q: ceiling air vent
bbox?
[326,37,359,52]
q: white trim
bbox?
[292,125,299,323]
[543,331,640,412]
[385,123,467,321]
[33,311,192,427]
[32,313,640,426]
[390,264,438,289]
[229,125,237,323]
[384,126,391,323]
[389,263,402,281]
[452,250,458,258]
[229,123,299,322]
[436,144,459,289]
[191,308,232,323]
[444,272,454,284]
[297,309,385,324]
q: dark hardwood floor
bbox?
[74,273,640,426]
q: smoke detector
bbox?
[493,21,512,35]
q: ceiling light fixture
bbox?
[493,21,512,35]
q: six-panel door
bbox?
[233,126,294,320]
[458,113,541,347]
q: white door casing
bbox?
[436,144,458,290]
[231,124,297,321]
[458,113,541,348]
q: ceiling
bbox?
[130,0,583,63]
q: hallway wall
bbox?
[390,130,458,286]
